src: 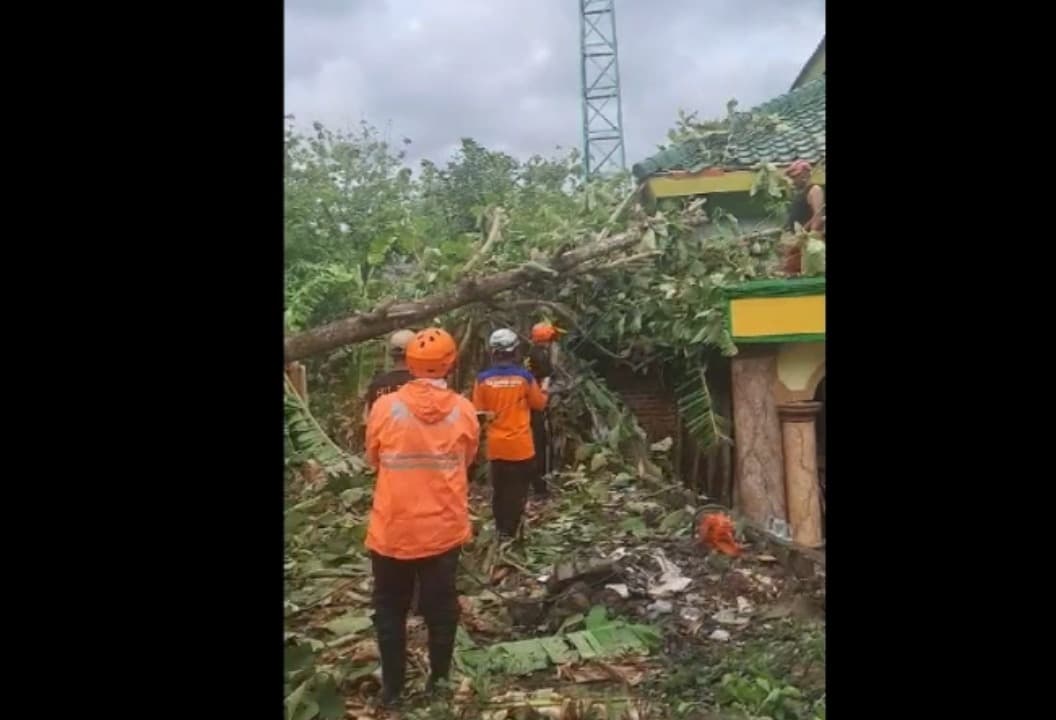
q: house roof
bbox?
[632,76,825,182]
[791,36,826,90]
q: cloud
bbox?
[285,0,824,167]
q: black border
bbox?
[44,2,286,716]
[41,1,1031,715]
[824,4,1029,716]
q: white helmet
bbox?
[388,329,416,355]
[488,328,519,352]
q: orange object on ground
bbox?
[472,364,547,461]
[698,512,743,557]
[365,379,480,559]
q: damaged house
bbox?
[625,37,826,548]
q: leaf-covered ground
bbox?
[285,449,825,720]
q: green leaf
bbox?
[455,625,478,650]
[556,612,585,634]
[659,508,691,532]
[539,635,578,664]
[323,613,371,637]
[676,365,732,452]
[285,642,315,677]
[285,678,314,720]
[291,696,319,720]
[629,623,663,648]
[620,516,648,537]
[590,452,608,472]
[314,675,344,720]
[585,605,608,631]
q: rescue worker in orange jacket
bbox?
[472,328,548,539]
[526,322,559,497]
[365,327,479,706]
[364,329,416,414]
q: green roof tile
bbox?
[632,76,825,182]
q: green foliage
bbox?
[803,236,826,276]
[285,119,418,332]
[284,639,346,720]
[284,118,608,336]
[750,163,796,221]
[717,673,808,720]
[677,364,732,451]
[284,116,819,464]
[284,377,363,475]
[456,618,659,676]
[283,387,379,720]
[662,621,825,719]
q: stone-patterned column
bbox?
[778,401,823,547]
[731,353,787,527]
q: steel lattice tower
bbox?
[579,0,626,177]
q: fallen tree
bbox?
[284,119,805,464]
[284,210,646,362]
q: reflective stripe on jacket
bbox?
[365,380,480,559]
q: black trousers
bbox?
[491,458,534,537]
[370,547,461,693]
[530,410,549,495]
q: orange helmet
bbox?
[405,327,458,379]
[531,322,559,344]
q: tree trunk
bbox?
[284,227,643,362]
[731,351,787,527]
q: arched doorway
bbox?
[813,377,826,538]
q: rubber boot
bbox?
[372,610,406,707]
[425,620,457,694]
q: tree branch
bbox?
[590,250,662,272]
[598,186,641,241]
[490,299,580,325]
[284,225,644,361]
[462,207,505,275]
[488,298,625,362]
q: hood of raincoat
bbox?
[396,379,459,424]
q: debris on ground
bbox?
[285,450,825,719]
[469,688,648,720]
[546,556,620,595]
[696,511,743,557]
[646,600,673,618]
[457,607,660,676]
[647,550,692,598]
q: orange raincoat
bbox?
[472,364,548,461]
[365,379,480,559]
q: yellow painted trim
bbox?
[647,167,826,198]
[730,294,825,338]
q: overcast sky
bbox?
[285,0,824,167]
